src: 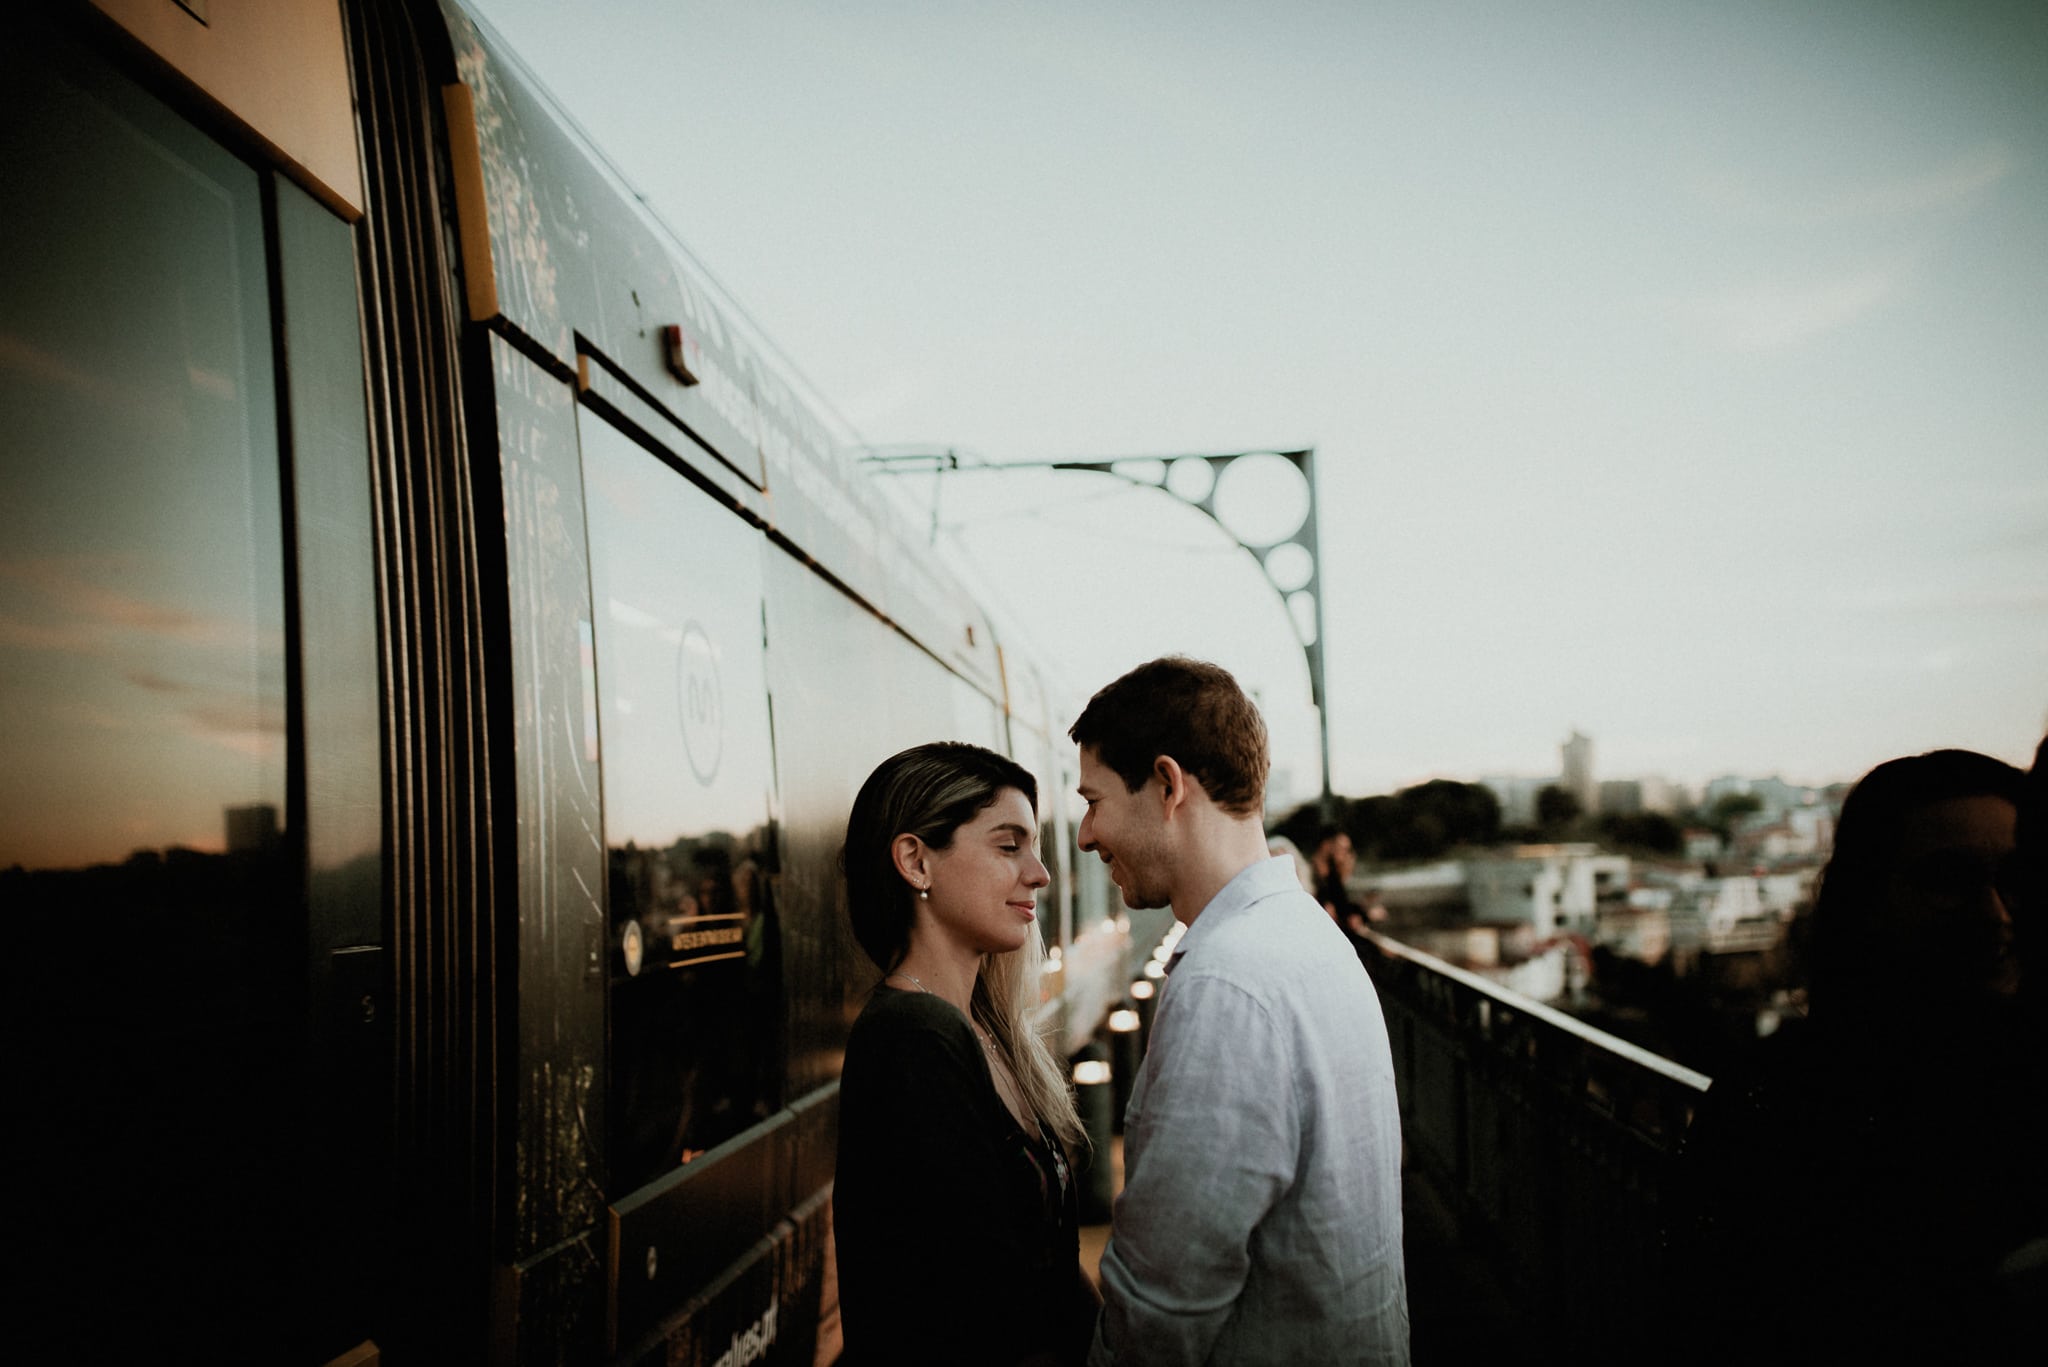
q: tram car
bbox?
[2,3,1167,1362]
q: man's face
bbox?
[1077,747,1174,912]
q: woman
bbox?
[1668,749,2045,1363]
[834,742,1097,1366]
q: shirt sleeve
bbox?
[1089,972,1299,1366]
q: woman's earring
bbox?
[918,886,930,901]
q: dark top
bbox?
[1664,1013,2048,1364]
[834,986,1088,1366]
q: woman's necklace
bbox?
[889,971,1034,1131]
[887,971,1001,1058]
[887,970,934,996]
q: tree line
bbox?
[1270,779,1755,865]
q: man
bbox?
[1311,824,1361,922]
[1072,657,1410,1366]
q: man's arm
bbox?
[1089,973,1298,1366]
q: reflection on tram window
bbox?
[0,33,297,1351]
[0,43,288,944]
[581,417,783,1194]
[1039,808,1064,953]
[0,74,285,877]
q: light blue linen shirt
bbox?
[1089,855,1410,1366]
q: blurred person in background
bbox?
[835,742,1096,1367]
[1072,657,1409,1366]
[1668,748,2046,1363]
[1311,825,1362,925]
[1312,823,1383,940]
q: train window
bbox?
[762,551,1011,1089]
[761,547,892,1095]
[581,416,783,1196]
[274,170,386,1350]
[1073,786,1115,933]
[1038,768,1072,956]
[277,180,383,950]
[1002,732,1066,959]
[0,42,286,882]
[0,27,300,1351]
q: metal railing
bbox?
[1359,930,1711,1360]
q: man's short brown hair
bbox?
[1069,656,1269,815]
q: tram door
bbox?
[1,23,382,1363]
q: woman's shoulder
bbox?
[848,987,978,1057]
[840,990,994,1129]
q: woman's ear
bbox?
[890,833,928,891]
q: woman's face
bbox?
[1876,794,2019,998]
[914,787,1049,958]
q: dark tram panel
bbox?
[2,10,383,1362]
[3,3,1154,1364]
[491,331,611,1361]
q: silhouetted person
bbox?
[1311,824,1359,922]
[1668,749,2047,1363]
[2006,734,2048,1346]
[2016,735,2048,1044]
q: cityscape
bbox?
[1275,727,1849,1076]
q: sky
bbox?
[465,0,2048,810]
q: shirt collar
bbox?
[1168,855,1301,971]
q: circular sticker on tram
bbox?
[622,919,644,977]
[677,621,723,784]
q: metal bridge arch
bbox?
[865,447,1334,817]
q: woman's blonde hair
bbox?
[973,914,1084,1150]
[843,741,1083,1149]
